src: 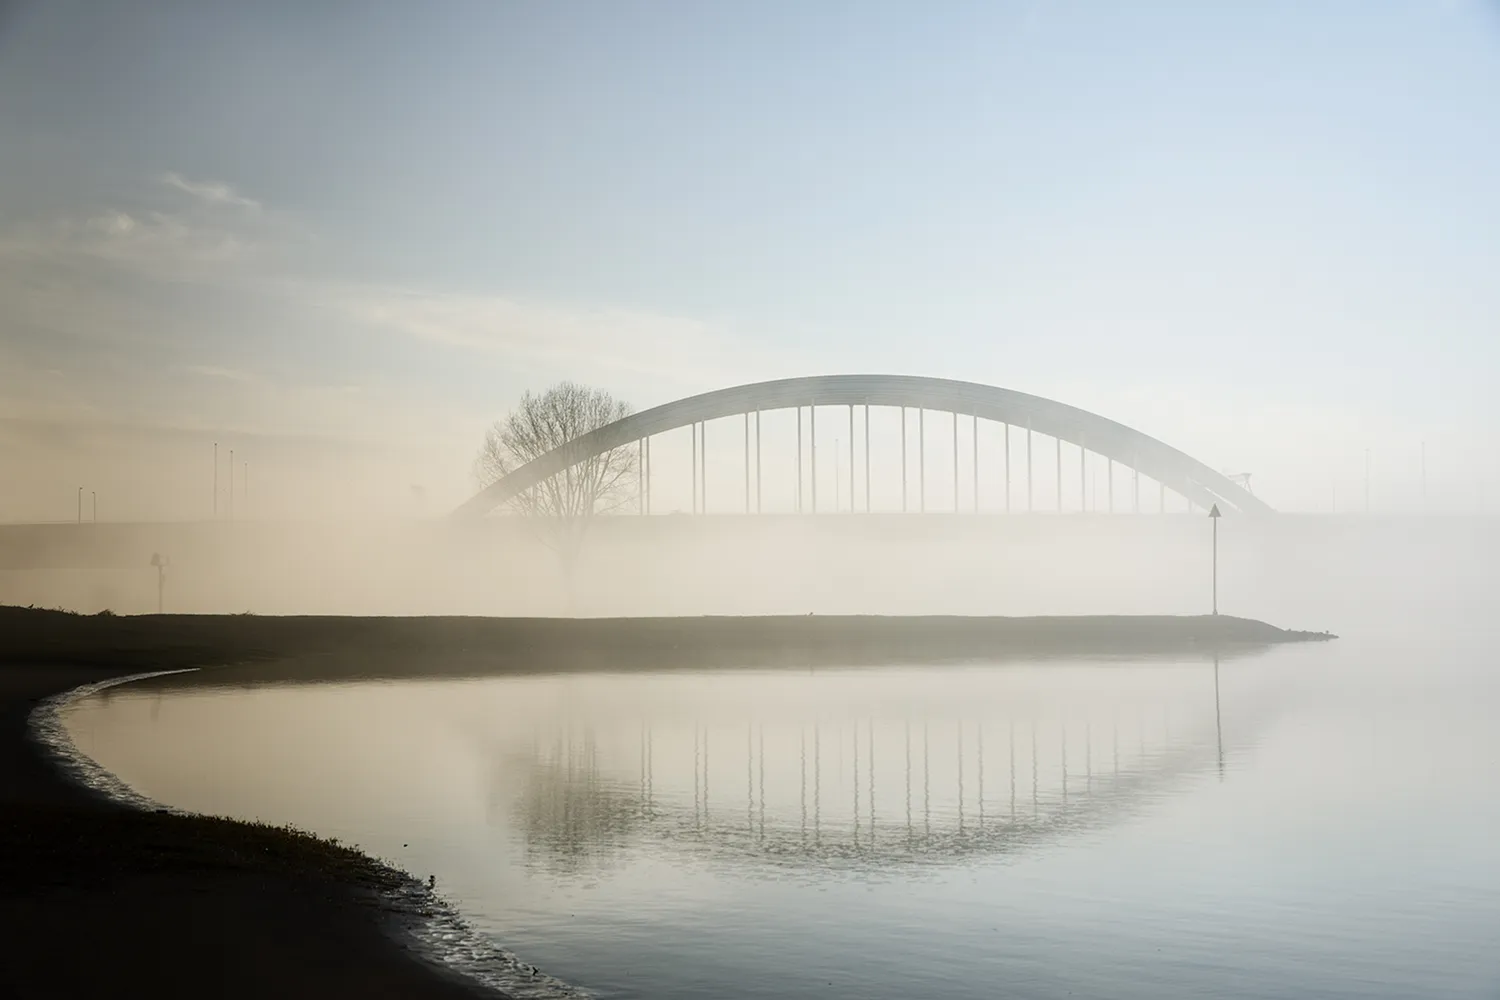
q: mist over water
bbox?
[60,524,1500,998]
[6,515,1498,636]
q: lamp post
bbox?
[91,491,97,523]
[1209,503,1221,615]
[149,553,169,614]
[77,486,82,524]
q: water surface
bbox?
[63,633,1500,999]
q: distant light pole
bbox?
[150,553,169,614]
[77,486,82,524]
[1208,503,1222,615]
[214,442,219,519]
[91,491,97,523]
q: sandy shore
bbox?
[0,607,1332,997]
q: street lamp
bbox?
[1208,503,1221,615]
[149,552,170,614]
[91,491,97,523]
[77,486,82,524]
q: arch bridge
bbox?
[453,375,1270,519]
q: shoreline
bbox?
[4,608,1334,685]
[19,667,582,999]
[0,607,1334,997]
[0,663,507,998]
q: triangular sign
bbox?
[1208,504,1222,518]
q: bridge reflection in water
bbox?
[495,658,1247,876]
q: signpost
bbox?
[1208,503,1221,615]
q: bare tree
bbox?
[475,382,636,606]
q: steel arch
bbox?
[452,375,1271,518]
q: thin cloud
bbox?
[159,172,262,214]
[337,285,793,390]
[178,364,259,384]
[0,170,807,449]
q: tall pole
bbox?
[849,404,855,513]
[92,491,96,523]
[701,421,707,514]
[1080,442,1087,513]
[243,462,247,516]
[645,436,652,514]
[755,411,761,513]
[900,407,908,512]
[692,423,698,515]
[77,486,82,524]
[229,449,234,521]
[1209,504,1221,615]
[744,413,750,514]
[952,411,959,513]
[919,408,926,513]
[213,442,218,519]
[972,414,979,512]
[797,407,803,513]
[864,404,871,513]
[1026,421,1033,513]
[1056,437,1062,512]
[1004,423,1011,512]
[811,404,818,514]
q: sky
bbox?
[1,0,1498,519]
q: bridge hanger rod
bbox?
[916,409,926,512]
[901,407,908,512]
[972,414,979,513]
[952,410,958,513]
[864,403,871,513]
[810,403,817,514]
[1079,438,1086,513]
[1026,418,1033,513]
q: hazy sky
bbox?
[2,1,1497,519]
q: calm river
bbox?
[62,625,1500,999]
